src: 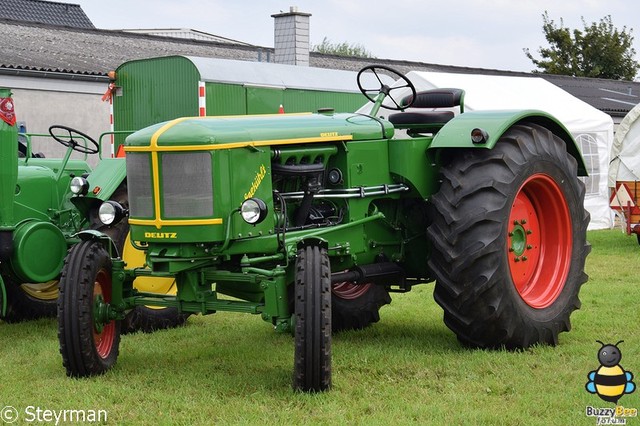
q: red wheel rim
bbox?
[332,282,371,300]
[93,268,115,359]
[507,174,572,309]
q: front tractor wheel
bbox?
[427,123,590,349]
[58,241,120,376]
[293,244,332,392]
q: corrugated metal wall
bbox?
[205,83,246,116]
[114,56,367,141]
[114,56,200,146]
[283,89,365,113]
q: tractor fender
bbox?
[75,229,121,259]
[70,158,127,214]
[296,238,329,251]
[429,109,587,176]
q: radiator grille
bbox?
[161,152,213,218]
[126,153,153,218]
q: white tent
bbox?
[609,102,640,186]
[360,71,614,230]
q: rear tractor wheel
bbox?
[331,281,391,332]
[2,279,58,322]
[427,123,590,349]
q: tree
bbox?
[312,37,375,58]
[524,12,640,80]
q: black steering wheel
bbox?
[357,65,417,111]
[48,125,100,155]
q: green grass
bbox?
[1,229,640,425]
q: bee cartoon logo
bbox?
[586,340,636,404]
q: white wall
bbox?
[0,74,110,166]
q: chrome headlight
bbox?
[98,201,126,226]
[70,176,89,195]
[240,198,268,225]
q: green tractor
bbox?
[0,88,184,331]
[57,66,590,392]
[0,87,99,321]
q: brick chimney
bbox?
[271,6,311,66]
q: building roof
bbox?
[121,28,251,45]
[0,18,638,117]
[0,19,262,76]
[0,0,94,29]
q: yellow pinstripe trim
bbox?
[125,134,353,153]
[129,218,223,227]
[126,116,352,229]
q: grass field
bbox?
[1,229,639,425]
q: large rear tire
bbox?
[2,279,58,322]
[427,123,590,349]
[331,282,391,332]
[58,240,120,376]
[293,244,332,392]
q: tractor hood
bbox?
[125,112,393,149]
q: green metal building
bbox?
[110,56,380,154]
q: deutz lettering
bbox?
[244,164,267,199]
[144,232,177,239]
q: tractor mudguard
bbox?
[75,229,121,259]
[70,158,127,215]
[82,157,126,201]
[296,237,329,251]
[430,109,587,176]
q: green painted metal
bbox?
[0,87,129,320]
[112,56,370,153]
[87,70,587,344]
[70,158,127,217]
[205,83,246,116]
[0,88,17,236]
[113,56,200,148]
[125,113,390,147]
[430,109,588,175]
[10,220,67,282]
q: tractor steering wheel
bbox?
[357,65,417,111]
[48,125,100,155]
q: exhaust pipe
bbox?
[0,88,18,260]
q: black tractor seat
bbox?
[388,111,454,132]
[388,88,465,134]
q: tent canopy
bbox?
[360,71,614,230]
[609,101,640,186]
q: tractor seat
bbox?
[388,111,454,131]
[388,88,465,134]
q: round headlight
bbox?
[70,176,89,195]
[240,198,268,225]
[98,202,117,225]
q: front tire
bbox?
[293,244,332,392]
[427,123,590,349]
[58,241,120,376]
